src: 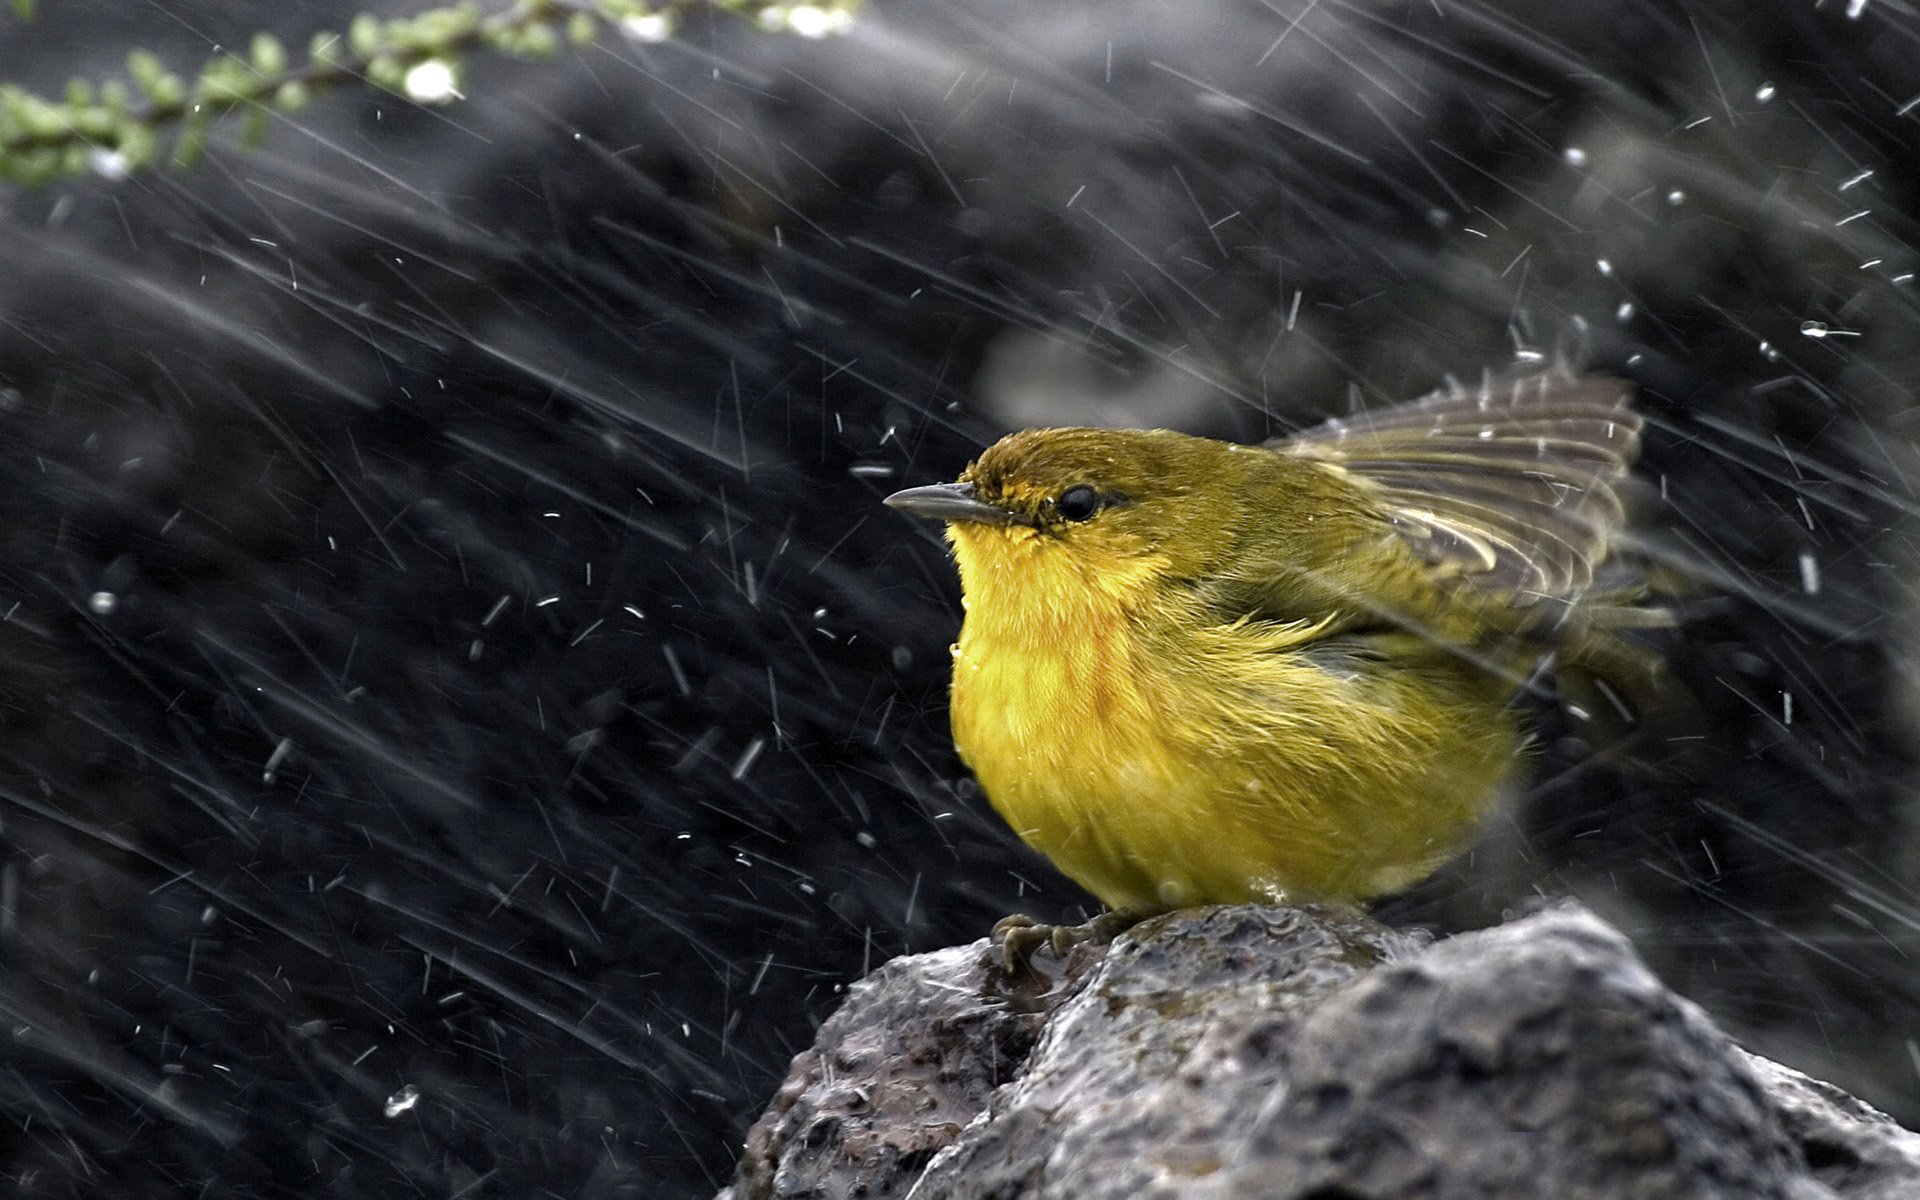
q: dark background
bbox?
[1,1,1918,1195]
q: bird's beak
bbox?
[883,482,1029,525]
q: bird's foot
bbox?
[990,909,1143,976]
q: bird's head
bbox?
[885,428,1248,610]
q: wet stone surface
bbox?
[724,904,1920,1200]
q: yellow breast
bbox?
[945,523,1522,912]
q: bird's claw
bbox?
[990,910,1142,976]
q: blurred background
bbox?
[0,0,1917,1195]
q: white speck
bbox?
[263,737,292,784]
[384,1084,420,1119]
[1847,0,1868,18]
[731,736,766,780]
[1477,428,1495,440]
[1798,321,1859,339]
[1666,190,1686,206]
[1615,302,1635,322]
[88,150,130,181]
[1563,146,1587,166]
[87,591,117,615]
[1799,551,1820,595]
[1782,691,1794,725]
[1755,81,1775,102]
[786,4,852,36]
[1758,339,1780,361]
[1596,258,1613,276]
[402,60,462,105]
[621,13,675,42]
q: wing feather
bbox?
[1276,372,1640,602]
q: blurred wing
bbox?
[1276,372,1641,604]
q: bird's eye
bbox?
[1055,485,1102,522]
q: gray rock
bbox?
[722,905,1920,1200]
[720,936,1106,1200]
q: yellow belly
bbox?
[950,614,1522,912]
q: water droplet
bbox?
[88,591,117,615]
[401,60,460,105]
[785,4,852,36]
[1563,146,1588,166]
[384,1085,420,1119]
[621,12,675,42]
[1755,81,1776,102]
[1666,190,1686,206]
[263,738,292,784]
[87,150,130,181]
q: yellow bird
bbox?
[885,372,1658,935]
